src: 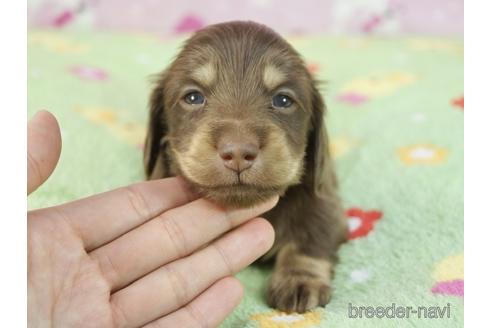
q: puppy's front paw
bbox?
[267,270,331,313]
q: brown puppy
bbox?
[144,21,347,313]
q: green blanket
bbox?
[28,29,464,327]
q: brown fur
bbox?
[143,21,347,313]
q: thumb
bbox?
[27,110,62,195]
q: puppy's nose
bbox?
[218,142,259,173]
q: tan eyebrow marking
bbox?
[263,65,287,90]
[191,62,216,86]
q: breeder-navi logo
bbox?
[348,303,451,319]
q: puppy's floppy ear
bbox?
[303,82,334,194]
[144,73,168,179]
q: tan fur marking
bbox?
[174,125,215,185]
[276,243,332,279]
[191,62,216,86]
[263,65,286,90]
[264,128,304,183]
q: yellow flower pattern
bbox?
[398,144,448,165]
[340,72,416,98]
[251,310,323,328]
[432,253,464,282]
[329,137,355,159]
[29,32,90,54]
[407,38,463,56]
[74,106,145,147]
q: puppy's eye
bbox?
[184,91,205,105]
[272,94,293,108]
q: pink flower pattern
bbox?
[69,65,108,81]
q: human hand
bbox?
[27,111,278,328]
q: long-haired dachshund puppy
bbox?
[144,21,347,313]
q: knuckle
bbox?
[163,264,189,306]
[211,243,234,276]
[27,151,42,186]
[144,319,166,328]
[158,214,188,258]
[91,251,119,288]
[221,207,235,231]
[184,302,208,328]
[110,296,130,328]
[124,184,151,220]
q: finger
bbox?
[90,196,278,290]
[27,110,61,195]
[143,277,243,328]
[46,177,198,250]
[110,218,274,328]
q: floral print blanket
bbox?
[28,30,464,328]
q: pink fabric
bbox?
[69,65,108,81]
[337,93,369,106]
[28,0,463,36]
[431,279,464,297]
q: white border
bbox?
[0,1,27,326]
[2,1,476,326]
[465,0,492,326]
